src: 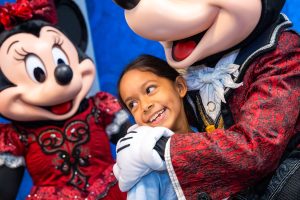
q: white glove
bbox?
[113,124,174,192]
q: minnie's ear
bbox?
[54,0,88,52]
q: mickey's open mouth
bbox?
[43,100,73,115]
[172,31,206,61]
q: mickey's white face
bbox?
[0,26,95,121]
[124,0,262,69]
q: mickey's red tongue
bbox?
[50,101,72,115]
[173,40,197,61]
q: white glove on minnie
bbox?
[113,124,174,192]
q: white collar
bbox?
[184,50,242,121]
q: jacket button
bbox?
[197,192,211,200]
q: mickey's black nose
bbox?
[112,0,140,10]
[54,64,73,85]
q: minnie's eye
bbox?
[52,46,69,65]
[146,86,156,94]
[25,54,47,83]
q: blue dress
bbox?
[127,171,177,200]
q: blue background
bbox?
[0,0,298,199]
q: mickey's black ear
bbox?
[54,0,88,52]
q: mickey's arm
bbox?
[161,31,300,199]
[113,31,300,199]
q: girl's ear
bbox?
[175,76,188,97]
[55,0,88,52]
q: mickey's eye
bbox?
[146,85,156,94]
[52,46,69,65]
[25,54,47,83]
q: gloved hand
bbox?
[113,124,174,192]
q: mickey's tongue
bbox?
[50,101,72,115]
[172,40,197,61]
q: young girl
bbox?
[115,54,192,200]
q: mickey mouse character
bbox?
[113,0,300,199]
[0,0,129,199]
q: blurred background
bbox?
[0,0,298,199]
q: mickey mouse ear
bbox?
[54,0,88,52]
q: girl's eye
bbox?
[25,54,47,83]
[146,86,156,94]
[52,46,69,65]
[128,101,138,110]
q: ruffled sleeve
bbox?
[0,123,25,168]
[93,92,129,137]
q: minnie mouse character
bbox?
[113,0,300,199]
[0,0,129,199]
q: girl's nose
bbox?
[143,103,153,113]
[112,0,140,10]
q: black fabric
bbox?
[183,94,205,132]
[232,142,300,200]
[185,91,210,132]
[259,148,300,200]
[197,192,212,200]
[0,166,24,200]
[233,14,292,85]
[154,137,169,161]
[275,165,300,200]
[110,121,131,145]
[221,102,235,129]
[239,0,286,51]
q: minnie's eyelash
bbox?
[54,36,63,46]
[14,47,29,61]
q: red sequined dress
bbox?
[0,92,127,199]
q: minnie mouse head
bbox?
[0,0,95,122]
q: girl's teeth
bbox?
[150,109,165,122]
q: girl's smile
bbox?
[148,107,167,125]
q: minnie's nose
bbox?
[112,0,140,10]
[54,64,73,85]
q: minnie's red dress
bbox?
[0,92,127,199]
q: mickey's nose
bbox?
[54,64,73,85]
[112,0,140,10]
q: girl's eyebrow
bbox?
[124,97,134,104]
[140,80,155,89]
[122,79,157,103]
[7,40,19,54]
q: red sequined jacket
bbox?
[0,92,127,200]
[165,14,300,200]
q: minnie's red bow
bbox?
[0,0,57,30]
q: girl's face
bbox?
[119,68,189,133]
